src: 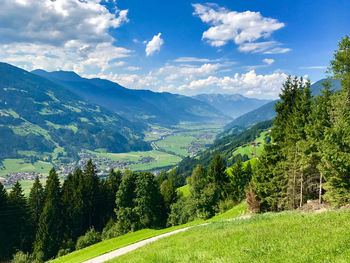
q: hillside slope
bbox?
[0,62,150,162]
[32,70,229,126]
[224,78,341,130]
[111,209,350,263]
[193,93,271,118]
[176,120,273,177]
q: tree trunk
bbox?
[319,173,323,204]
[300,171,303,208]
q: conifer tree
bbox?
[230,157,245,201]
[28,176,45,230]
[207,154,229,198]
[34,168,62,261]
[322,35,350,206]
[0,182,10,260]
[8,182,32,255]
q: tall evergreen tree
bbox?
[322,35,350,206]
[207,154,229,198]
[34,168,62,261]
[28,176,45,231]
[0,182,10,260]
[7,182,32,255]
[83,160,101,229]
[229,157,245,201]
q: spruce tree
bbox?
[322,35,350,206]
[28,176,45,230]
[34,168,62,261]
[207,154,229,198]
[0,182,10,260]
[7,182,32,255]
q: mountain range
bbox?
[193,93,271,118]
[32,70,228,126]
[0,62,150,162]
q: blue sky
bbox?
[0,0,349,99]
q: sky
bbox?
[0,0,349,99]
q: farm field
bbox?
[0,158,52,177]
[110,209,350,263]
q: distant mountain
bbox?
[32,70,229,126]
[193,94,271,118]
[224,78,342,131]
[0,62,151,162]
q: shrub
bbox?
[11,251,32,263]
[75,228,102,250]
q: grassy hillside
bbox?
[176,120,272,177]
[0,62,150,165]
[111,209,350,263]
[50,202,247,263]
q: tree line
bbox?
[248,36,350,211]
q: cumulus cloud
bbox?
[192,3,289,53]
[263,58,275,65]
[178,70,288,98]
[0,0,130,73]
[145,33,164,56]
[157,63,224,81]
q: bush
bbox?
[218,198,236,213]
[246,188,260,213]
[75,228,102,250]
[102,219,122,240]
[11,251,33,263]
[167,197,195,226]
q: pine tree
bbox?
[321,35,350,206]
[28,176,45,230]
[230,157,245,201]
[83,160,101,229]
[7,182,32,255]
[207,154,229,198]
[0,182,10,260]
[34,168,62,261]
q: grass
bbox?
[110,209,350,263]
[50,220,204,263]
[90,150,182,171]
[177,184,190,197]
[50,202,247,263]
[231,130,268,158]
[0,159,52,177]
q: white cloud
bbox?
[0,0,130,73]
[126,66,141,71]
[173,57,221,63]
[192,3,289,53]
[145,33,164,56]
[263,58,275,65]
[178,70,288,98]
[157,63,223,81]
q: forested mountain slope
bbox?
[193,93,271,118]
[0,63,150,162]
[176,120,273,177]
[224,78,341,130]
[32,70,229,126]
